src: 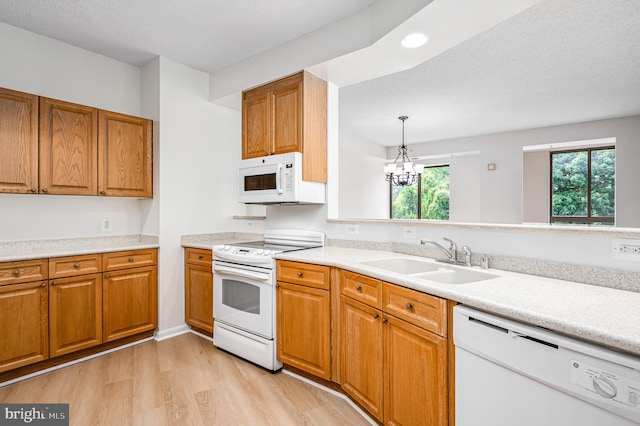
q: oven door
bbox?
[213,263,274,339]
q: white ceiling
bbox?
[0,0,375,72]
[339,0,640,146]
[0,0,638,148]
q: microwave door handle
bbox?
[213,265,270,281]
[276,163,284,194]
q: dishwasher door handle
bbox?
[509,330,558,349]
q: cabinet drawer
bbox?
[103,249,157,271]
[185,248,212,266]
[340,270,382,309]
[276,260,330,290]
[382,283,448,337]
[49,254,102,278]
[0,259,48,286]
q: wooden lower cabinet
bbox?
[103,265,157,342]
[384,315,448,426]
[184,248,213,334]
[0,281,48,373]
[276,281,331,379]
[49,273,102,357]
[340,296,384,421]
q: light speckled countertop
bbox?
[275,246,640,356]
[0,235,159,262]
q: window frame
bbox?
[549,146,615,225]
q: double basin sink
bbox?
[359,257,498,284]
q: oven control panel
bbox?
[214,245,272,257]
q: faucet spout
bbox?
[420,239,456,262]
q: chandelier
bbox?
[384,116,423,186]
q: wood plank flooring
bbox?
[0,333,370,425]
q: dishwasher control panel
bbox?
[571,360,640,411]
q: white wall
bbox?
[338,131,389,219]
[0,23,145,241]
[522,151,549,223]
[149,57,243,333]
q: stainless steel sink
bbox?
[413,268,499,284]
[359,257,441,274]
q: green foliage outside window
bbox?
[391,166,450,220]
[551,148,614,224]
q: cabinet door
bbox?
[49,274,102,357]
[98,110,152,197]
[0,281,48,372]
[276,281,330,379]
[0,88,38,194]
[39,98,98,195]
[272,81,302,154]
[103,266,157,342]
[242,92,271,158]
[340,296,384,422]
[383,315,448,426]
[185,260,213,334]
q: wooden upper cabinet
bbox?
[242,71,327,183]
[39,98,98,195]
[98,110,152,197]
[0,88,38,194]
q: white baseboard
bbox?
[154,324,190,341]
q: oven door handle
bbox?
[213,265,271,282]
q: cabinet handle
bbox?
[42,188,49,193]
[99,190,106,195]
[356,285,363,292]
[105,273,110,279]
[297,271,303,277]
[30,188,37,193]
[406,302,414,310]
[12,269,20,277]
[128,257,134,262]
[198,255,204,260]
[382,317,388,324]
[73,263,80,269]
[40,282,46,288]
[51,281,57,286]
[373,313,380,319]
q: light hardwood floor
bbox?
[0,333,370,425]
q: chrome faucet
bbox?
[421,238,473,267]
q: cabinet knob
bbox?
[51,281,57,286]
[105,273,110,279]
[128,257,134,262]
[41,188,49,193]
[12,269,20,277]
[198,255,203,260]
[382,317,388,324]
[73,263,80,269]
[373,313,380,319]
[40,282,46,288]
[356,285,363,292]
[30,188,37,193]
[297,271,303,277]
[406,302,414,310]
[99,190,106,195]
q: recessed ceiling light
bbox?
[401,32,428,48]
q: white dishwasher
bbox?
[454,305,640,425]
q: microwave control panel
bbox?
[284,163,294,191]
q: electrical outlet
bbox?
[247,220,255,229]
[102,219,112,233]
[402,227,416,239]
[612,238,640,261]
[346,224,359,235]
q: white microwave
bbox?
[238,152,325,205]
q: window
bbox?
[391,165,450,220]
[550,147,615,225]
